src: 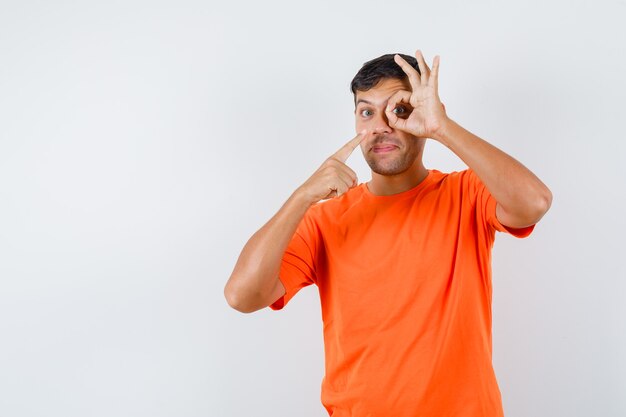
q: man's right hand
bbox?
[295,130,367,204]
[225,130,367,313]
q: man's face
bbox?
[354,77,424,176]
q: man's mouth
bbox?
[372,144,398,153]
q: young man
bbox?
[224,51,552,417]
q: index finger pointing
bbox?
[331,130,367,163]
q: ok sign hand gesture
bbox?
[385,50,449,140]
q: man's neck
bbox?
[366,162,429,196]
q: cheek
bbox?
[356,120,370,135]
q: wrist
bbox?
[431,116,456,146]
[292,186,318,208]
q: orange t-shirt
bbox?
[270,169,534,417]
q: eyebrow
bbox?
[355,98,412,108]
[355,99,374,106]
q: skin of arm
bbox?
[389,51,552,228]
[224,192,312,313]
[224,132,365,313]
[432,118,552,228]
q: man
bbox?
[224,50,552,417]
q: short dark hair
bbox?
[350,53,420,103]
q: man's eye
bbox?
[393,106,407,114]
[360,109,372,117]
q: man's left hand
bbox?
[386,50,449,140]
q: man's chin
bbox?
[366,162,410,176]
[365,149,421,176]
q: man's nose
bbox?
[371,113,392,134]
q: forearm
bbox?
[224,132,363,312]
[224,189,312,311]
[433,118,552,226]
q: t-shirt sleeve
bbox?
[464,169,535,238]
[269,211,319,311]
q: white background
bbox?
[1,0,624,416]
